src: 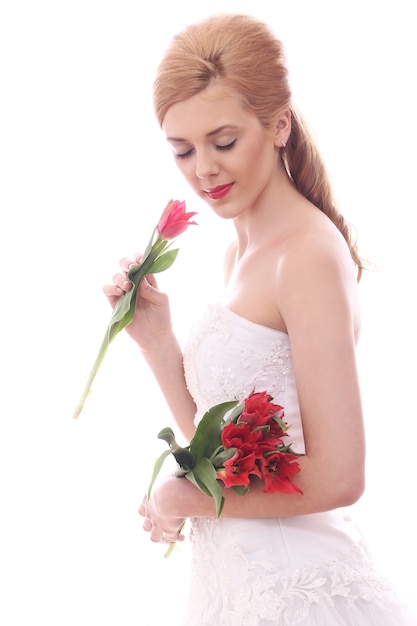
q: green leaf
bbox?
[231,484,248,496]
[128,237,168,281]
[157,427,195,469]
[226,401,245,424]
[273,415,288,432]
[185,468,213,498]
[149,249,179,274]
[189,400,239,462]
[147,449,171,498]
[186,458,225,517]
[140,226,158,262]
[157,427,177,445]
[210,446,237,468]
[106,278,141,343]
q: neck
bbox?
[233,167,301,255]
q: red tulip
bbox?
[239,391,284,428]
[217,451,258,489]
[259,451,303,494]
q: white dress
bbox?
[181,303,416,626]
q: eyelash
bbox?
[175,138,237,160]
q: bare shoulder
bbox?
[276,216,361,339]
[283,224,353,278]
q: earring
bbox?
[281,140,286,148]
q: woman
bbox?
[105,13,416,626]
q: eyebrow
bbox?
[166,124,238,142]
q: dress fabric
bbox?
[181,303,416,626]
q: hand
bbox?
[103,254,173,351]
[139,480,185,545]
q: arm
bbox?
[140,327,197,443]
[104,256,197,441]
[278,234,365,512]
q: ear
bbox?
[274,109,291,148]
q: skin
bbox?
[104,81,365,545]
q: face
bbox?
[162,82,283,220]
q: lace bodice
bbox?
[183,303,305,453]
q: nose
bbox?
[195,149,219,179]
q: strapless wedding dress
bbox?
[180,304,416,625]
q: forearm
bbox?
[140,332,196,441]
[162,452,365,520]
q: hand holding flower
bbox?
[72,199,197,419]
[105,258,173,351]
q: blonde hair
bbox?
[153,13,364,279]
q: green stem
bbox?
[164,519,186,559]
[72,332,110,419]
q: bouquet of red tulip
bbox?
[148,391,303,520]
[72,199,197,419]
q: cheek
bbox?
[236,147,265,182]
[246,141,276,177]
[240,136,268,166]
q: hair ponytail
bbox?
[285,108,364,280]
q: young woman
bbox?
[104,13,416,626]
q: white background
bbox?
[1,1,416,624]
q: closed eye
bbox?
[175,149,194,160]
[215,138,237,151]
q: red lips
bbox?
[203,183,234,200]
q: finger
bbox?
[112,272,133,292]
[119,256,137,273]
[119,255,144,274]
[103,284,125,298]
[164,531,185,543]
[138,278,169,307]
[102,283,127,309]
[132,252,143,265]
[150,525,165,543]
[138,496,148,517]
[144,273,158,288]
